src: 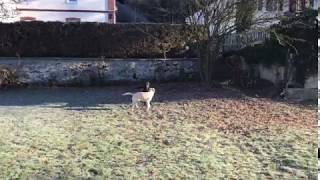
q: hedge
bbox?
[0,22,197,58]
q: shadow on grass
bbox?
[0,82,314,110]
[0,82,246,109]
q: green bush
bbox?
[272,10,318,76]
[232,10,317,86]
[236,38,287,66]
[236,10,317,70]
[0,22,196,58]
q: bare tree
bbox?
[0,0,21,21]
[184,0,281,84]
[0,0,24,89]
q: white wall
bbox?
[257,64,286,84]
[4,0,111,23]
[16,11,108,22]
[304,74,317,88]
[18,0,107,10]
[18,0,107,11]
[310,0,319,9]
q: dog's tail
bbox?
[122,92,133,96]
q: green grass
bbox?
[0,96,317,179]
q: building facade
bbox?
[253,0,318,27]
[187,0,318,30]
[257,0,318,12]
[11,0,116,23]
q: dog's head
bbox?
[149,88,155,93]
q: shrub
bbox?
[0,66,19,89]
[235,38,288,66]
[272,10,318,76]
[228,10,317,86]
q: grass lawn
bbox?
[0,83,317,179]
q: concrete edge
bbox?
[0,57,200,62]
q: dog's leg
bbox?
[146,101,151,111]
[131,99,135,111]
[132,99,139,111]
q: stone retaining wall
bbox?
[0,58,200,86]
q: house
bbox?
[187,0,318,29]
[258,0,318,13]
[9,0,117,23]
[254,0,318,24]
[247,0,317,29]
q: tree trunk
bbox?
[199,40,218,84]
[199,42,210,83]
[163,51,167,59]
[280,51,295,97]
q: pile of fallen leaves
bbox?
[136,82,316,137]
[0,65,20,89]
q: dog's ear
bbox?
[143,82,150,92]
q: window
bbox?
[66,0,77,4]
[289,0,297,12]
[66,17,81,22]
[265,0,284,11]
[289,0,307,12]
[257,0,263,10]
[310,0,315,8]
[300,0,306,10]
[279,0,284,11]
[20,16,36,21]
[108,14,113,20]
[266,0,277,11]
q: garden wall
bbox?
[245,63,317,101]
[0,58,199,86]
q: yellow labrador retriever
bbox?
[123,88,155,111]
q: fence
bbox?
[223,30,270,52]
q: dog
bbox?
[123,88,155,111]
